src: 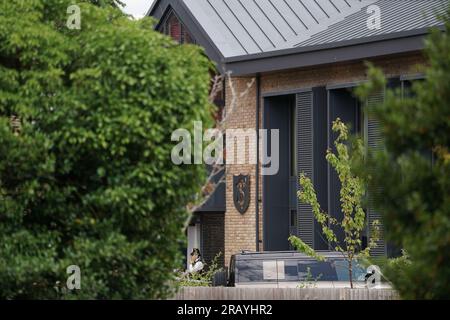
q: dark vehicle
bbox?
[228,251,390,289]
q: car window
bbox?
[237,260,281,282]
[282,260,299,281]
[236,256,367,283]
[333,260,367,282]
[298,260,338,281]
[237,260,263,282]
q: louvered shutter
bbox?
[366,91,387,256]
[296,92,314,248]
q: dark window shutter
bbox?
[365,90,387,257]
[312,87,329,250]
[296,92,314,248]
[328,89,360,248]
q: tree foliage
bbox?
[0,0,213,299]
[355,8,450,300]
[289,119,378,288]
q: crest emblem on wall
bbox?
[233,174,250,214]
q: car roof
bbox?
[232,251,347,261]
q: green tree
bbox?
[355,7,450,299]
[289,119,378,289]
[0,0,213,299]
[89,0,125,9]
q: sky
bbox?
[121,0,155,19]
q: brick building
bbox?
[148,0,446,267]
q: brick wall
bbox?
[223,52,427,267]
[261,53,426,94]
[224,76,258,267]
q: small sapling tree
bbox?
[289,119,379,288]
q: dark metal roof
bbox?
[156,0,379,58]
[149,0,446,75]
[299,0,447,47]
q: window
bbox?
[282,260,299,281]
[333,260,367,282]
[298,260,338,281]
[237,260,264,282]
[160,10,195,45]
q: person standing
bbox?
[188,248,204,274]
